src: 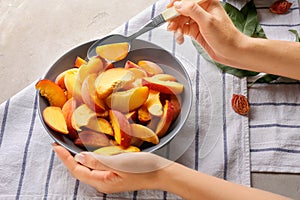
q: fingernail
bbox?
[74,153,85,164]
[174,1,182,9]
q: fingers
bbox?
[75,151,172,173]
[173,1,209,24]
[74,152,109,171]
[52,144,118,189]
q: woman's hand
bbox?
[168,0,248,66]
[52,143,172,194]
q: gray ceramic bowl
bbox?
[38,39,192,155]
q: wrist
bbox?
[221,33,255,69]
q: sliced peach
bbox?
[64,68,79,97]
[74,130,110,148]
[156,100,174,137]
[96,42,129,61]
[124,60,141,70]
[36,79,67,108]
[93,145,140,156]
[71,104,98,131]
[138,105,151,124]
[109,110,132,148]
[72,77,83,103]
[104,62,115,71]
[62,97,78,139]
[55,68,79,89]
[170,94,182,121]
[43,106,68,134]
[130,137,144,147]
[125,110,138,123]
[74,56,87,68]
[151,74,177,81]
[146,116,160,132]
[131,123,159,144]
[105,86,149,113]
[78,56,103,83]
[96,110,109,118]
[137,60,164,76]
[91,118,114,136]
[144,90,163,117]
[95,68,134,99]
[142,77,184,94]
[81,74,106,112]
[128,68,148,79]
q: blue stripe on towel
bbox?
[0,99,10,148]
[250,102,300,106]
[250,123,300,129]
[194,55,201,171]
[16,91,38,199]
[43,150,55,200]
[133,191,138,200]
[73,180,80,200]
[124,21,129,36]
[148,2,156,41]
[261,23,300,27]
[247,81,300,85]
[251,148,300,154]
[222,73,228,180]
[256,7,300,11]
[163,191,168,200]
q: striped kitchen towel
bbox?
[247,0,300,173]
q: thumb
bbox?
[174,1,208,23]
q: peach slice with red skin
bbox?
[105,86,149,113]
[170,94,182,121]
[81,74,106,113]
[95,68,135,99]
[142,76,184,94]
[62,97,78,139]
[109,110,132,149]
[156,100,174,137]
[131,123,159,144]
[74,130,111,148]
[124,60,141,70]
[36,79,67,108]
[96,42,129,61]
[137,60,164,76]
[93,145,140,156]
[43,106,68,134]
[144,90,163,117]
[138,105,151,124]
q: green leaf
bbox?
[192,0,277,82]
[241,0,259,37]
[289,29,300,42]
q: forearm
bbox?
[157,163,290,200]
[227,36,300,80]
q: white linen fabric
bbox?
[0,0,299,199]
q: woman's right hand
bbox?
[168,0,248,66]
